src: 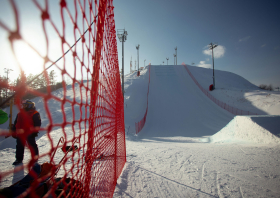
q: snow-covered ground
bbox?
[114,65,280,198]
[1,65,280,197]
[0,83,91,188]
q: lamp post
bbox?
[209,42,218,89]
[136,44,140,76]
[4,68,13,99]
[117,29,128,97]
[173,54,176,65]
[166,57,169,65]
[175,47,177,65]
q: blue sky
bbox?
[0,0,279,88]
[114,0,280,88]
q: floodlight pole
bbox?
[136,45,140,75]
[166,57,169,65]
[209,42,218,89]
[117,29,128,97]
[175,47,177,65]
[4,68,13,99]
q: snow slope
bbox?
[188,66,280,115]
[1,65,280,197]
[139,65,234,139]
[114,65,280,198]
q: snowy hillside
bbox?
[0,65,280,197]
[114,65,280,198]
[188,65,280,115]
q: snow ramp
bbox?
[137,65,234,139]
[210,115,280,144]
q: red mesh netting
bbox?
[0,0,126,197]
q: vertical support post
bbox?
[209,43,217,90]
[175,47,177,65]
[9,98,13,129]
[212,48,215,89]
[122,37,124,97]
[136,45,140,76]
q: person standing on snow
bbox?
[12,99,41,165]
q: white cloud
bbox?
[239,36,251,42]
[261,44,266,48]
[197,61,211,69]
[203,45,226,58]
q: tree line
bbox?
[0,70,64,106]
[259,84,275,91]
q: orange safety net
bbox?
[0,0,126,197]
[135,65,151,134]
[182,63,258,115]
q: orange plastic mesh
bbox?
[0,0,126,197]
[182,63,258,115]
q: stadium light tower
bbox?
[209,42,218,89]
[166,57,169,65]
[173,54,176,65]
[136,44,140,76]
[175,47,177,65]
[4,68,13,99]
[117,29,128,97]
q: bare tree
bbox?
[49,70,57,86]
[259,84,274,91]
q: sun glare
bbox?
[13,40,44,77]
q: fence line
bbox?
[135,66,151,134]
[0,1,126,197]
[182,63,258,115]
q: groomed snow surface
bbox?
[114,65,280,198]
[0,65,280,197]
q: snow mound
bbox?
[210,115,280,144]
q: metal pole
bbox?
[136,45,140,74]
[122,35,124,97]
[175,47,177,65]
[6,71,8,99]
[212,47,215,89]
[174,47,177,65]
[209,43,218,89]
[117,29,128,97]
[9,98,13,130]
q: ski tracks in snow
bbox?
[114,141,280,198]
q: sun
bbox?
[13,40,45,78]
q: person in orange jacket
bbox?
[12,100,41,165]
